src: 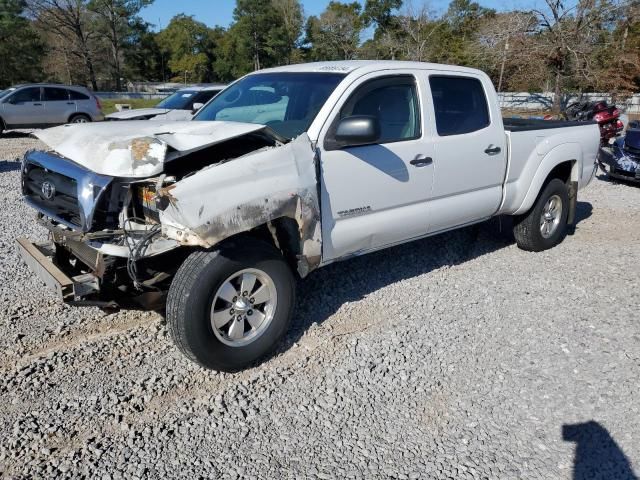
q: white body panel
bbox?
[318,69,435,260]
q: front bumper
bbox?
[16,237,101,304]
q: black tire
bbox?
[166,238,296,371]
[69,113,91,124]
[513,178,569,252]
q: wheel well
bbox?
[547,160,575,185]
[0,116,5,130]
[68,112,89,122]
[220,217,304,277]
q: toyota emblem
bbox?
[41,181,56,200]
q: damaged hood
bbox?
[34,120,270,178]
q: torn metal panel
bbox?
[34,120,269,178]
[159,134,322,276]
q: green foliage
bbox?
[0,0,44,87]
[156,14,216,83]
[362,0,402,29]
[305,1,363,61]
[215,0,303,81]
[6,0,640,96]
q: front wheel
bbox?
[166,238,296,371]
[513,178,569,252]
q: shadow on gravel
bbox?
[278,202,595,352]
[0,131,34,139]
[574,201,593,225]
[563,421,638,480]
[285,219,511,349]
[0,161,21,173]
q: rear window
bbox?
[44,88,69,101]
[68,89,90,100]
[429,76,490,136]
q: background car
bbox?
[0,84,103,134]
[105,84,226,121]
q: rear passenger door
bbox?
[424,73,507,233]
[2,87,44,126]
[42,87,75,124]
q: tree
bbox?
[305,1,364,60]
[394,0,442,62]
[124,18,166,82]
[530,0,621,112]
[472,11,537,91]
[26,0,100,89]
[360,0,403,59]
[0,0,44,87]
[271,0,304,64]
[156,14,215,83]
[88,0,152,90]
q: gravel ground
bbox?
[1,131,639,479]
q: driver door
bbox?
[318,72,435,261]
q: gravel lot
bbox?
[1,131,639,479]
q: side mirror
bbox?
[328,115,381,150]
[192,102,204,113]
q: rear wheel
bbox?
[166,238,296,371]
[69,114,91,124]
[513,178,569,252]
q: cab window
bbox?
[339,76,421,144]
[429,76,490,136]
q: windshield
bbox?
[0,89,12,99]
[156,90,199,110]
[194,72,346,139]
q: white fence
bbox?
[498,92,640,114]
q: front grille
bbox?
[21,150,112,231]
[24,166,82,226]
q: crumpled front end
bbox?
[19,123,323,307]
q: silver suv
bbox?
[0,84,104,133]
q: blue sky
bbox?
[140,0,519,30]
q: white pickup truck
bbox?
[18,61,599,371]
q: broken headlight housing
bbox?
[130,176,176,225]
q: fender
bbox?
[513,143,582,215]
[158,133,322,277]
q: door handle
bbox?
[33,103,43,106]
[66,102,75,105]
[484,145,501,155]
[410,156,433,167]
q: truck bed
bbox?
[503,117,596,132]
